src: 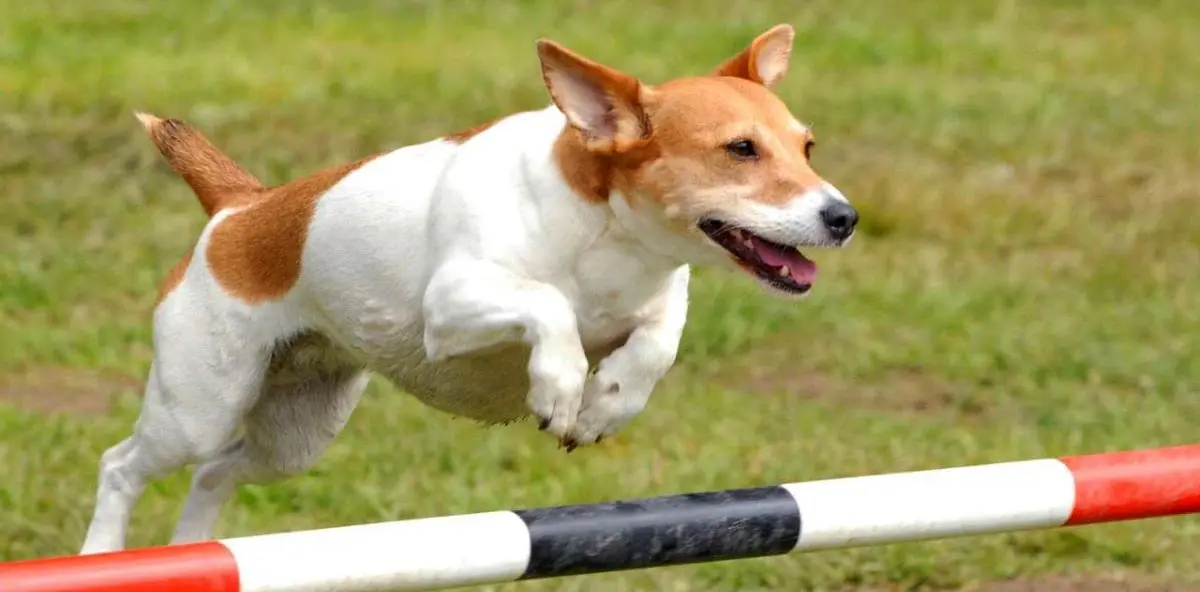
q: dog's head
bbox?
[539,24,856,298]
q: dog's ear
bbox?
[536,39,650,154]
[712,24,795,89]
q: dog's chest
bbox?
[328,230,676,423]
[366,278,659,425]
[373,314,635,425]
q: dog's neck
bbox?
[531,108,687,274]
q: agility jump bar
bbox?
[4,444,1200,592]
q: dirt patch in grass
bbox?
[699,326,995,419]
[0,367,141,415]
[967,573,1194,591]
[853,573,1193,591]
[706,340,989,419]
[739,365,987,418]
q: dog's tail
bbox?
[135,112,264,216]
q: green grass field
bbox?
[2,1,1198,590]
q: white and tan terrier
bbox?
[80,24,858,553]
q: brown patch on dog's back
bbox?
[444,116,508,144]
[205,155,379,304]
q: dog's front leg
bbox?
[423,261,589,443]
[569,267,690,447]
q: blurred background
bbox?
[1,1,1197,590]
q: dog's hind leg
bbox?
[170,337,367,544]
[79,314,271,555]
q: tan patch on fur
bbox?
[205,155,379,304]
[444,116,507,144]
[551,76,822,209]
[552,128,616,202]
[542,25,827,216]
[156,249,194,305]
[537,40,651,156]
[639,77,821,204]
[138,111,273,305]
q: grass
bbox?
[1,0,1198,589]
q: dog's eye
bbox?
[725,139,758,160]
[804,139,815,160]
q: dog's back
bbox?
[133,105,636,428]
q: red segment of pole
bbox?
[0,541,239,592]
[1061,444,1200,525]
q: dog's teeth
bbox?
[778,265,790,277]
[743,238,754,248]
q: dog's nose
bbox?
[820,201,858,239]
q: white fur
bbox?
[739,185,853,249]
[78,106,694,554]
[821,181,850,204]
[80,87,854,553]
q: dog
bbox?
[79,23,858,554]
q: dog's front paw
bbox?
[526,353,588,444]
[562,362,653,450]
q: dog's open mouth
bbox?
[698,219,816,294]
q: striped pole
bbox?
[3,444,1200,592]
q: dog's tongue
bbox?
[750,236,817,284]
